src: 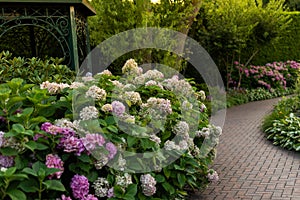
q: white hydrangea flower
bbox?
[94,156,109,170]
[79,106,99,120]
[111,80,124,89]
[116,173,132,189]
[163,77,194,97]
[93,177,110,198]
[196,125,222,138]
[122,59,140,75]
[207,169,219,183]
[140,174,157,196]
[179,140,188,150]
[123,84,136,91]
[82,73,94,82]
[145,97,172,114]
[173,121,189,135]
[0,131,4,147]
[191,146,201,157]
[182,100,193,110]
[134,75,146,85]
[40,81,69,94]
[198,90,206,101]
[149,135,161,145]
[85,85,107,101]
[69,82,85,89]
[164,140,180,151]
[117,156,126,171]
[143,69,164,80]
[54,118,74,129]
[196,127,210,138]
[145,80,164,89]
[98,69,112,76]
[0,167,7,172]
[123,91,142,105]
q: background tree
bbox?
[188,0,291,86]
[88,0,202,73]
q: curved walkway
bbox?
[192,98,300,200]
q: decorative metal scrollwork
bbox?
[0,6,72,66]
[75,11,89,64]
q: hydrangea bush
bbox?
[227,60,300,90]
[0,59,221,199]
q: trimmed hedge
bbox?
[244,11,300,65]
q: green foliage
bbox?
[0,78,68,132]
[265,113,300,151]
[0,60,219,199]
[0,51,75,84]
[189,0,291,77]
[262,81,300,150]
[262,95,300,131]
[226,89,249,108]
[88,0,201,73]
[226,87,294,108]
[262,78,300,132]
[246,12,300,65]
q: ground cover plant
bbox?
[264,112,300,151]
[0,59,221,200]
[262,76,300,152]
[226,87,294,108]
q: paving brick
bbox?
[191,98,300,200]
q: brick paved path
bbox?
[191,98,300,200]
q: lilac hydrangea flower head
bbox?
[106,142,117,159]
[107,187,114,198]
[0,154,14,168]
[41,122,52,132]
[70,174,90,199]
[45,154,64,179]
[82,133,105,152]
[111,101,126,117]
[59,136,85,156]
[41,122,64,135]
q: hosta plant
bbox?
[0,59,221,200]
[265,113,300,151]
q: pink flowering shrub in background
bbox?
[0,59,221,199]
[227,60,300,91]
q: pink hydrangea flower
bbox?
[105,142,117,159]
[45,154,64,179]
[70,174,89,199]
[82,133,106,152]
[60,136,85,156]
